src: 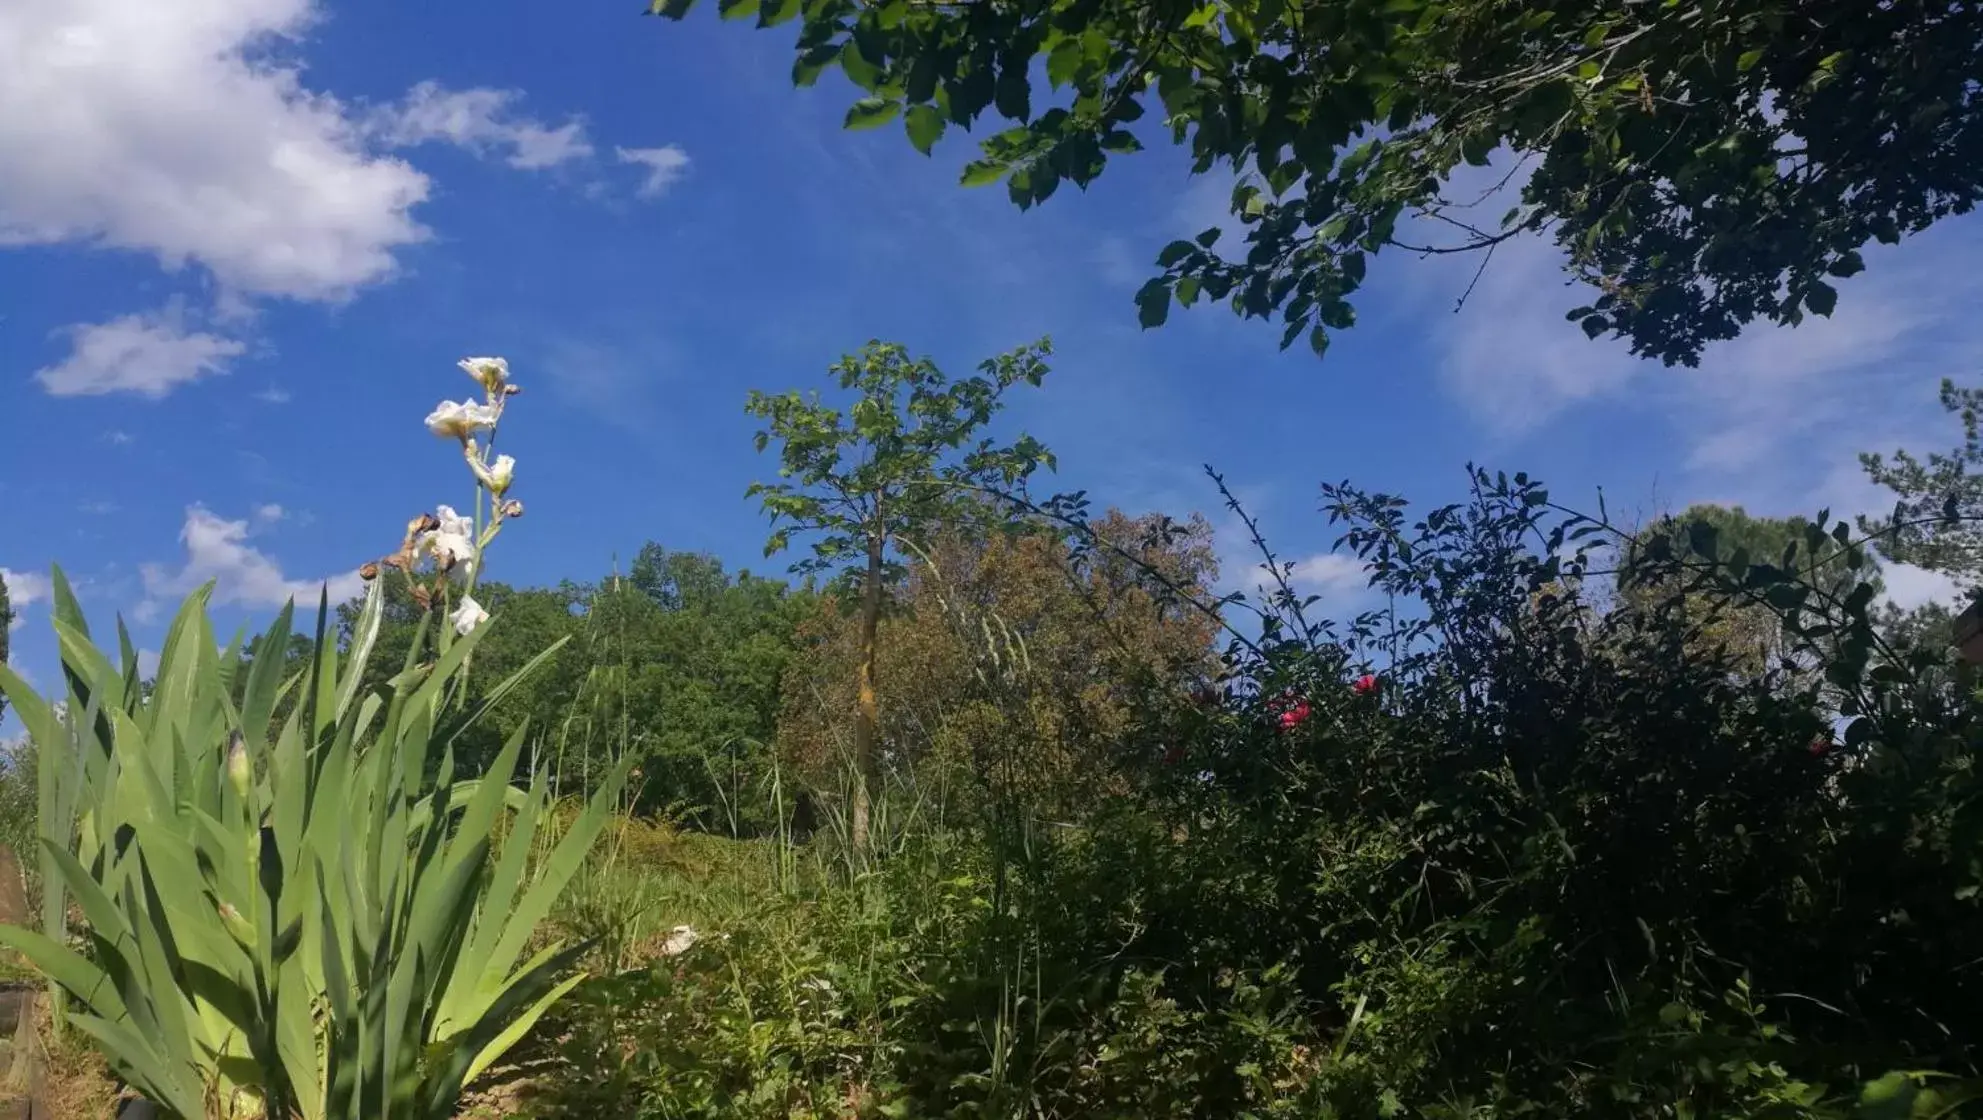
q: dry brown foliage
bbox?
[777,510,1219,820]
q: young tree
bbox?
[747,338,1054,850]
[654,0,1981,367]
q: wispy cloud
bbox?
[617,145,691,199]
[1423,232,1640,437]
[1398,151,1983,520]
[1674,233,1983,483]
[1199,484,1373,615]
[372,81,594,171]
[1393,152,1636,437]
[36,308,244,398]
[537,333,676,432]
[1169,173,1248,250]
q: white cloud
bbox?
[1286,553,1374,599]
[1428,232,1640,436]
[0,0,431,301]
[1277,553,1381,619]
[617,145,690,199]
[36,309,244,397]
[1670,240,1976,480]
[1881,562,1965,613]
[1197,482,1381,615]
[1407,151,1969,445]
[2,568,52,629]
[102,429,134,446]
[1,568,52,608]
[1170,173,1248,249]
[253,503,285,522]
[376,82,593,170]
[1394,151,1636,436]
[139,505,363,619]
[1401,149,1983,531]
[253,385,291,404]
[1090,236,1145,289]
[539,334,674,429]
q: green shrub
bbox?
[534,827,1329,1119]
[535,464,1983,1119]
[1042,469,1983,1117]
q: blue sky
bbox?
[4,0,1981,700]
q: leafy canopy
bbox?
[655,0,1983,366]
[746,339,1055,580]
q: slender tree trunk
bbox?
[851,524,884,854]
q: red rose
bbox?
[1162,744,1185,766]
[1808,734,1832,758]
[1277,700,1312,731]
[1352,674,1379,696]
